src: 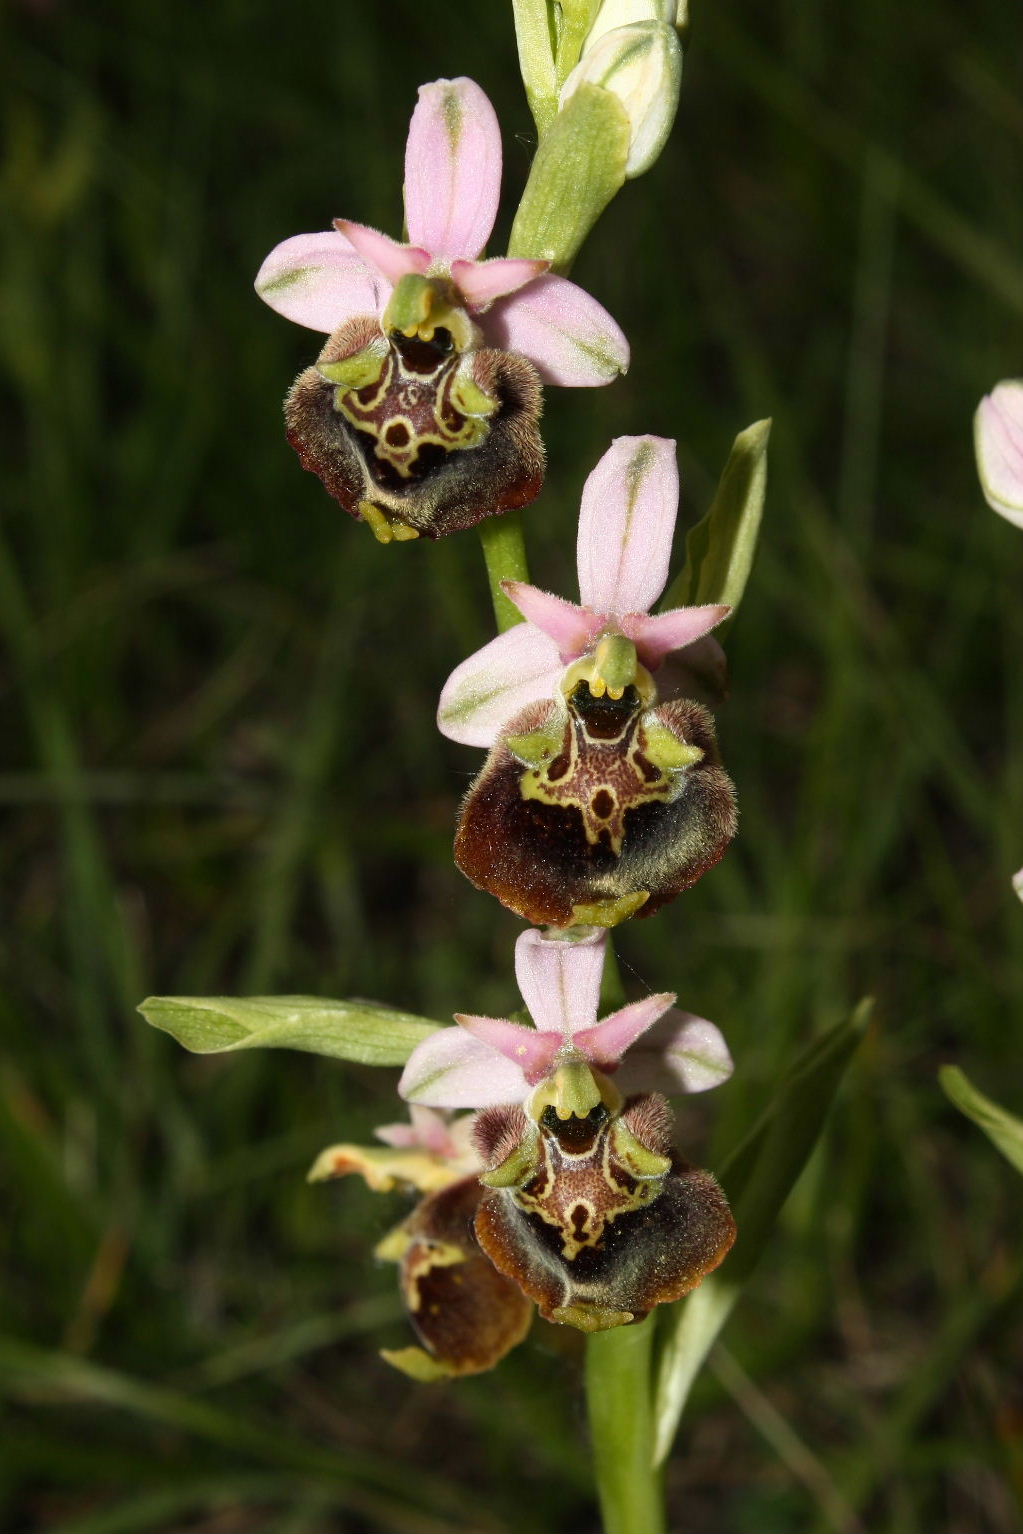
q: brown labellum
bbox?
[454,682,738,928]
[473,1093,735,1330]
[284,315,545,540]
[379,1174,533,1377]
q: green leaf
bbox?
[651,997,870,1466]
[662,418,771,617]
[137,995,442,1067]
[939,1065,1023,1176]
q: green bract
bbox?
[662,417,771,619]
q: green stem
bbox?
[477,511,531,632]
[585,1318,666,1534]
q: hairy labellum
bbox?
[473,1079,735,1330]
[454,681,737,927]
[377,1174,533,1378]
[285,315,545,541]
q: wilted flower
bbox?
[256,77,628,541]
[401,928,735,1331]
[439,436,737,928]
[310,1107,532,1380]
[975,380,1023,530]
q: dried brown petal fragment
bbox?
[380,1175,533,1376]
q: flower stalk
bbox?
[586,1317,665,1534]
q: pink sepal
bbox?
[613,1009,734,1097]
[437,624,563,747]
[254,228,387,333]
[502,582,603,661]
[404,77,502,259]
[484,273,630,386]
[513,927,608,1039]
[334,220,431,285]
[577,436,679,614]
[398,1027,528,1108]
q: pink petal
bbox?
[437,624,563,747]
[451,256,550,310]
[334,220,431,285]
[455,1014,562,1085]
[574,993,676,1067]
[502,582,603,661]
[975,380,1023,529]
[577,436,678,614]
[375,1105,455,1154]
[483,273,629,386]
[404,78,502,259]
[621,605,731,668]
[514,928,608,1039]
[613,1009,734,1097]
[399,1027,528,1108]
[254,229,387,333]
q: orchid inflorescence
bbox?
[150,9,767,1398]
[251,59,749,1376]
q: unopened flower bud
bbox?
[560,20,682,177]
[585,0,678,47]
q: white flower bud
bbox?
[585,0,678,47]
[561,21,682,178]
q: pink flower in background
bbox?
[398,926,732,1108]
[255,77,628,389]
[438,435,731,745]
[975,381,1023,531]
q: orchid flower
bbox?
[975,380,1023,531]
[399,927,732,1109]
[308,1107,531,1380]
[438,435,729,746]
[255,77,628,541]
[438,437,738,929]
[399,928,734,1332]
[308,1104,480,1195]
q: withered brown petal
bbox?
[454,696,737,927]
[475,1159,735,1329]
[284,318,545,539]
[389,1175,533,1376]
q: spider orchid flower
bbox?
[975,380,1023,531]
[256,77,628,542]
[439,437,738,928]
[401,929,736,1331]
[309,1107,532,1380]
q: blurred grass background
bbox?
[2,0,1022,1529]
